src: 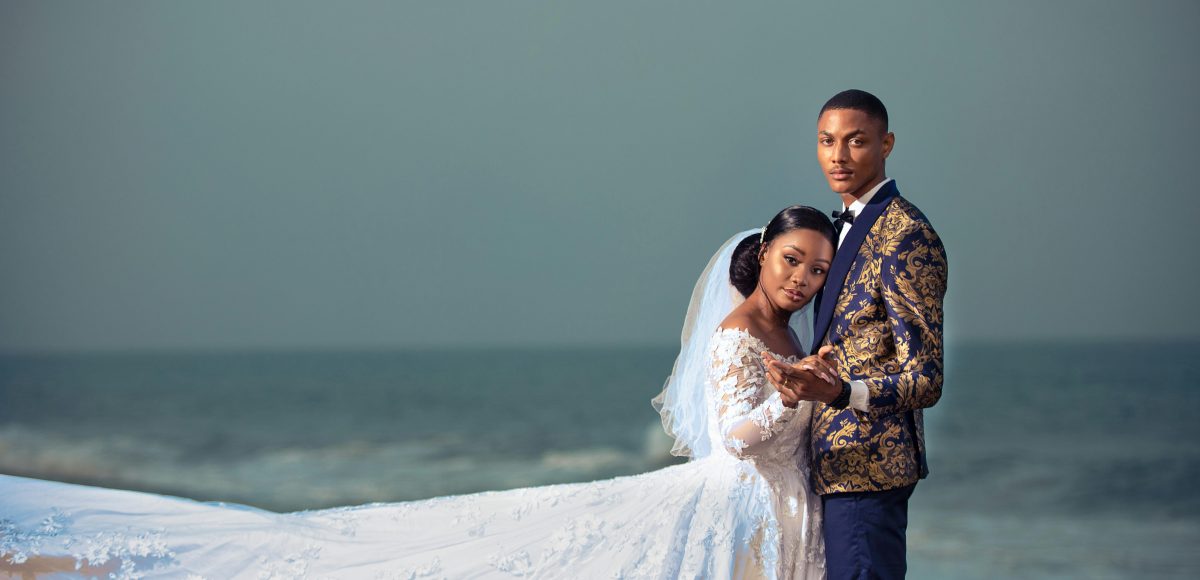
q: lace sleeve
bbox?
[707,329,801,459]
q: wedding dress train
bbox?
[0,328,823,579]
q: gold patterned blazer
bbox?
[809,180,948,495]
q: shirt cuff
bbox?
[848,380,870,412]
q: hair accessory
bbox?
[759,225,767,244]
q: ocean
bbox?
[1,341,1197,578]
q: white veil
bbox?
[650,228,814,460]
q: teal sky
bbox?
[2,1,1198,351]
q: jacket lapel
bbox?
[810,180,899,354]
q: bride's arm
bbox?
[709,337,802,459]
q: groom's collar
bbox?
[841,177,894,215]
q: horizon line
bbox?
[2,335,1198,357]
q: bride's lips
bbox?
[783,288,805,302]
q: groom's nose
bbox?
[830,142,850,163]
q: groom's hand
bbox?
[764,351,841,406]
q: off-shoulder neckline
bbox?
[713,326,803,361]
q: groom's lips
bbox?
[829,168,853,181]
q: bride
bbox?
[0,205,838,579]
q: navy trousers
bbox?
[821,483,916,580]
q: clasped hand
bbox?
[762,345,841,408]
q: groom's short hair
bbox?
[819,89,889,133]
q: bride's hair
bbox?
[729,205,836,298]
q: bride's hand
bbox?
[798,353,839,386]
[765,352,838,387]
[763,357,810,408]
[764,356,803,408]
[764,348,840,405]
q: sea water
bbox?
[1,341,1197,578]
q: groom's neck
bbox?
[839,174,888,209]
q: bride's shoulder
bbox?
[710,317,802,364]
[710,320,768,359]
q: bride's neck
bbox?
[743,289,792,330]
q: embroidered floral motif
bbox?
[703,327,826,575]
[812,195,947,495]
[0,325,829,578]
[256,544,322,579]
[488,548,534,576]
[367,555,444,579]
[0,507,177,579]
[708,327,803,460]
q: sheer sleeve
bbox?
[707,329,802,459]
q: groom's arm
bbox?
[857,220,948,418]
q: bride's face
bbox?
[757,228,834,310]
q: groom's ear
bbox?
[882,131,895,159]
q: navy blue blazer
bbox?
[809,180,948,495]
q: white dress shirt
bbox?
[836,177,894,247]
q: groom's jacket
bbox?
[810,180,948,495]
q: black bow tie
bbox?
[832,209,856,232]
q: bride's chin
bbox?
[779,292,809,310]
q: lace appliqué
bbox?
[0,508,177,579]
[704,327,827,574]
[708,327,802,460]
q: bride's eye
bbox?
[784,256,798,266]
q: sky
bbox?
[2,1,1198,351]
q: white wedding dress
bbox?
[0,231,825,579]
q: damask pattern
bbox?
[811,195,948,495]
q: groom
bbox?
[767,89,948,579]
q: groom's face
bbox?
[816,108,894,200]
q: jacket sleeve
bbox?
[860,221,948,417]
